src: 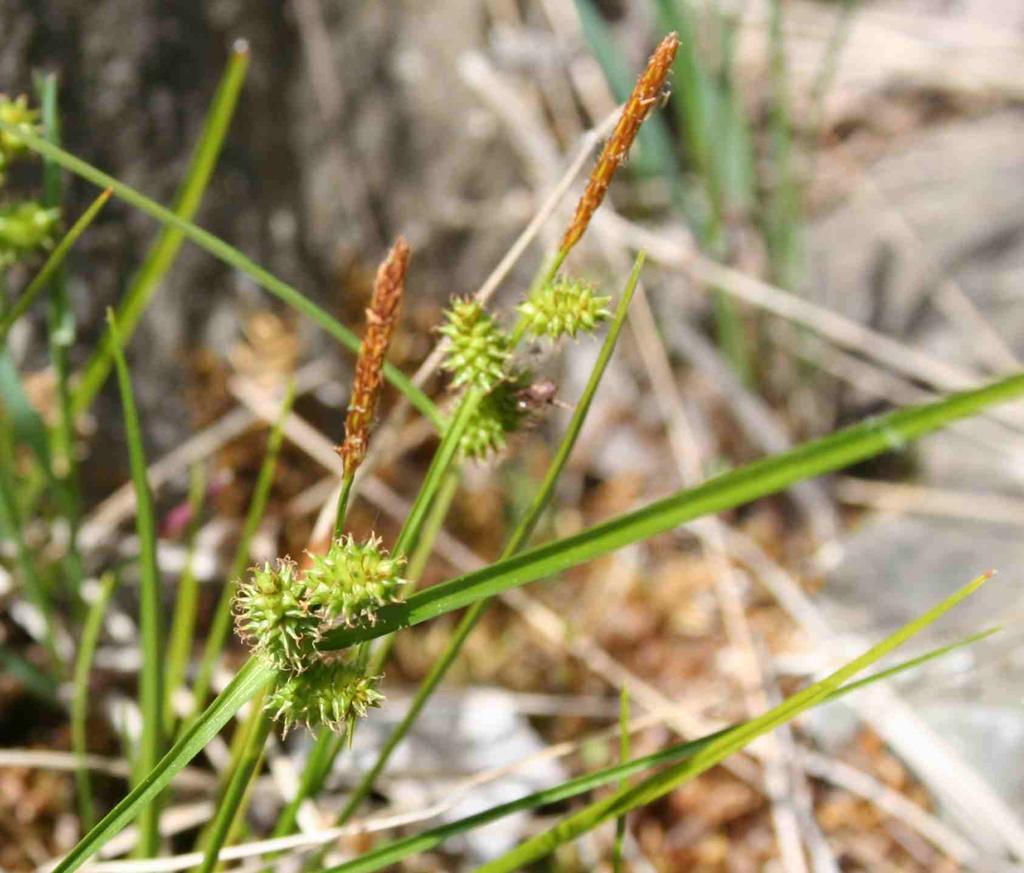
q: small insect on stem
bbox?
[515,378,570,414]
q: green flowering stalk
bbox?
[305,534,406,627]
[459,371,530,461]
[264,658,384,739]
[518,276,611,340]
[0,202,60,268]
[439,297,510,392]
[233,558,321,672]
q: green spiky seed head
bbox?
[305,535,406,627]
[265,658,384,739]
[518,277,611,340]
[0,202,60,269]
[439,298,511,392]
[459,372,530,460]
[233,558,321,672]
[0,94,40,159]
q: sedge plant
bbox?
[0,29,1021,873]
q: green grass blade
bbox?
[651,3,752,380]
[0,121,441,428]
[164,463,207,735]
[761,0,801,290]
[36,72,64,208]
[108,309,163,856]
[73,571,119,829]
[834,625,1001,697]
[477,573,994,871]
[72,46,249,414]
[52,657,276,873]
[0,189,111,341]
[319,372,1024,652]
[653,0,713,186]
[36,72,88,612]
[188,382,295,730]
[326,625,997,873]
[197,696,273,873]
[330,256,645,830]
[612,686,630,872]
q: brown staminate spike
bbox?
[559,32,680,255]
[337,237,410,477]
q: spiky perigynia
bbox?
[439,298,510,392]
[560,33,679,255]
[233,558,320,672]
[337,237,410,478]
[0,94,40,162]
[459,371,530,461]
[305,535,406,627]
[0,202,60,268]
[264,658,384,739]
[518,277,611,340]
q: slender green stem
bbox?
[612,686,630,871]
[0,189,111,341]
[164,463,207,735]
[197,691,273,873]
[331,256,645,831]
[72,572,119,829]
[36,73,89,615]
[333,474,355,539]
[187,382,295,731]
[393,388,483,559]
[108,309,163,857]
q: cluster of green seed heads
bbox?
[305,534,407,626]
[439,298,511,392]
[233,558,321,673]
[0,94,39,175]
[265,659,385,739]
[518,276,611,340]
[233,535,404,734]
[459,371,529,460]
[0,202,60,269]
[0,94,59,268]
[441,275,609,461]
